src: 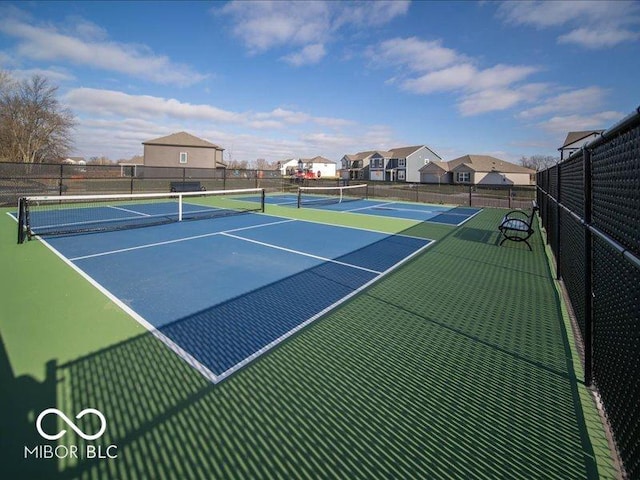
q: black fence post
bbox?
[583,146,593,387]
[556,162,562,280]
[468,184,472,206]
[130,166,135,194]
[59,164,64,196]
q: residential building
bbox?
[420,155,536,185]
[559,130,604,161]
[341,145,441,182]
[386,145,442,182]
[341,151,385,181]
[142,132,226,169]
[279,156,337,178]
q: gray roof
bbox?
[143,131,224,149]
[388,145,424,158]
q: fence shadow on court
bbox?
[2,208,610,478]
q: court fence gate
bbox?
[536,106,639,480]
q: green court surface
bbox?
[0,203,619,479]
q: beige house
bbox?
[559,130,603,161]
[420,155,535,186]
[143,132,226,169]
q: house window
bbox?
[179,152,188,164]
[398,158,406,168]
[398,170,406,181]
[371,158,383,169]
[456,172,471,183]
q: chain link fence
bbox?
[537,106,640,480]
[1,162,535,209]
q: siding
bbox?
[144,145,223,169]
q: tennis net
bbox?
[17,187,265,243]
[297,184,368,208]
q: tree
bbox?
[519,155,558,171]
[0,73,75,166]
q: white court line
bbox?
[69,219,296,261]
[343,201,397,212]
[37,236,220,383]
[214,236,436,383]
[220,232,383,275]
[19,208,436,385]
[107,205,151,216]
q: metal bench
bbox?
[170,181,206,192]
[498,200,539,251]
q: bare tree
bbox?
[0,74,75,167]
[519,155,558,171]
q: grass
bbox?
[0,203,619,479]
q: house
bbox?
[279,156,337,178]
[559,130,604,161]
[420,155,536,185]
[142,132,226,169]
[61,156,86,165]
[386,145,442,182]
[341,145,441,182]
[419,160,452,184]
[341,151,385,181]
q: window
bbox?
[179,152,188,164]
[398,170,406,181]
[371,158,383,169]
[456,172,471,183]
[398,158,406,168]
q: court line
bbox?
[214,235,436,383]
[21,209,436,385]
[343,201,399,212]
[69,219,296,261]
[108,205,151,216]
[220,232,383,275]
[37,236,220,383]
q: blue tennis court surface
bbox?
[42,212,433,382]
[257,193,482,225]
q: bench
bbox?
[498,200,539,251]
[170,181,206,192]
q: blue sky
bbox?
[1,0,638,164]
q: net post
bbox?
[261,188,265,213]
[17,197,25,244]
[178,193,183,221]
[297,188,302,208]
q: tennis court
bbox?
[252,185,482,226]
[1,188,619,479]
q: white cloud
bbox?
[401,64,476,94]
[558,28,640,49]
[65,88,244,122]
[518,86,608,119]
[0,18,207,86]
[496,0,640,49]
[282,43,327,66]
[220,1,332,53]
[6,67,75,83]
[538,111,623,133]
[368,37,464,73]
[371,36,541,115]
[218,0,408,63]
[64,88,365,160]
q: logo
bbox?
[36,408,107,441]
[25,408,118,460]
